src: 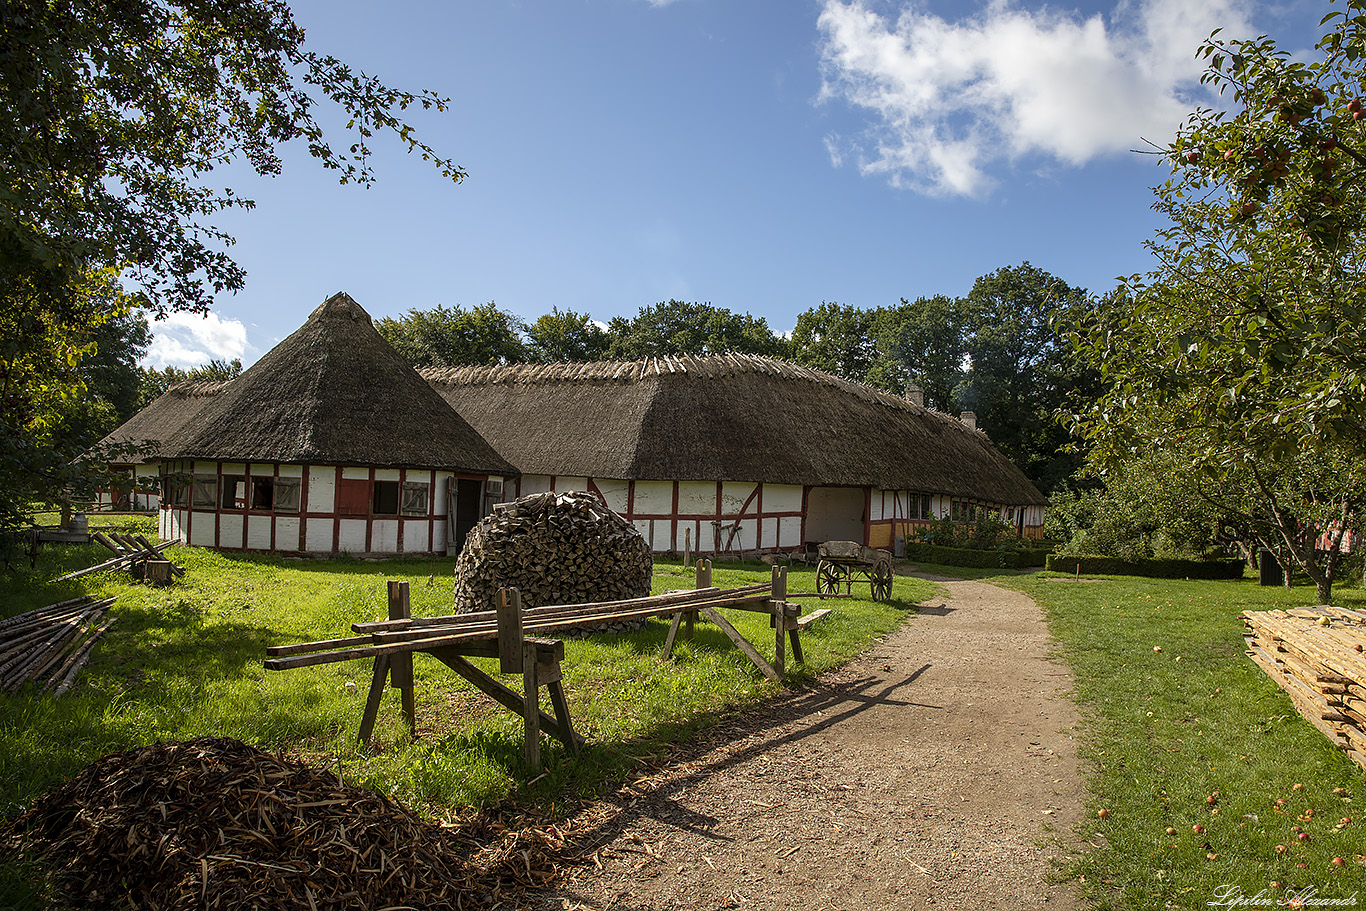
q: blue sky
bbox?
[144,0,1325,368]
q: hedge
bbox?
[1044,553,1247,580]
[902,541,1051,569]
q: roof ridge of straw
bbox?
[419,354,968,424]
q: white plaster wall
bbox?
[554,476,589,492]
[193,461,217,473]
[375,468,400,482]
[247,515,272,550]
[805,487,865,544]
[677,481,715,516]
[596,479,630,515]
[720,482,758,516]
[762,517,779,549]
[402,520,430,552]
[765,485,802,513]
[519,475,552,497]
[435,473,453,515]
[779,516,802,548]
[308,466,336,514]
[870,492,885,522]
[219,513,244,548]
[276,517,300,551]
[342,466,369,480]
[432,519,448,551]
[305,517,333,552]
[633,518,654,548]
[189,512,216,547]
[633,480,673,514]
[729,518,758,551]
[371,520,398,553]
[278,464,303,478]
[338,519,367,552]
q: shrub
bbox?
[1044,553,1246,579]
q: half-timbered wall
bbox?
[511,475,807,554]
[159,459,498,555]
[867,489,1047,548]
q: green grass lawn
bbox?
[985,567,1366,910]
[1,529,935,823]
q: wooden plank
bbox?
[796,608,832,629]
[357,655,391,746]
[661,611,685,660]
[699,607,779,682]
[387,581,415,737]
[498,588,524,674]
[523,640,541,772]
[772,566,786,678]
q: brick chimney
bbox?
[959,411,977,431]
[904,385,925,407]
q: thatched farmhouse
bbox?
[97,293,1045,557]
[140,293,515,555]
[423,356,1047,555]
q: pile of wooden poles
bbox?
[0,595,116,695]
[1242,605,1366,771]
[54,533,179,583]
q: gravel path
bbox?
[539,575,1087,911]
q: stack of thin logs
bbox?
[0,595,116,694]
[1242,605,1366,771]
[54,533,178,583]
[2,737,573,911]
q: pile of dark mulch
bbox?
[2,738,573,910]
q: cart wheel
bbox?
[871,560,893,602]
[817,560,842,595]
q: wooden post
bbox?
[691,559,712,642]
[497,588,524,674]
[358,654,392,746]
[771,565,786,678]
[684,527,692,570]
[387,581,416,737]
[522,640,541,771]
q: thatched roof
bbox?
[92,380,230,464]
[163,293,516,474]
[423,355,1046,506]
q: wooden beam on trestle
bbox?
[387,581,415,737]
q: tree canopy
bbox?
[375,303,526,368]
[1070,2,1366,600]
[2,0,462,548]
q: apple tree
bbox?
[1071,2,1366,600]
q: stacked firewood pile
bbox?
[2,737,572,911]
[453,491,652,626]
[1242,605,1366,772]
[0,595,116,695]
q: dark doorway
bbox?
[451,478,483,554]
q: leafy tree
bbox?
[137,357,244,409]
[375,303,526,368]
[525,307,611,363]
[605,301,787,360]
[958,263,1094,494]
[789,302,878,381]
[865,295,966,410]
[1071,3,1366,600]
[3,0,460,548]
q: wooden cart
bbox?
[815,541,895,602]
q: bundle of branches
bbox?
[0,595,115,694]
[2,738,574,911]
[1243,605,1366,772]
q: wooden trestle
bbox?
[264,562,828,771]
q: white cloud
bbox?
[143,311,249,368]
[817,0,1253,196]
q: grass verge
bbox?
[991,568,1366,910]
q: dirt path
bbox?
[541,576,1087,911]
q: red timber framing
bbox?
[158,459,478,555]
[511,476,808,554]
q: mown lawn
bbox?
[1,523,935,824]
[976,566,1366,910]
